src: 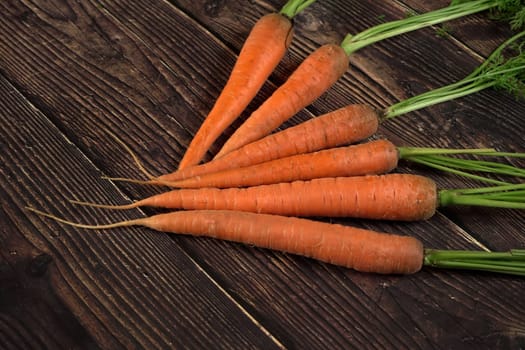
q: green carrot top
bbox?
[424,248,525,276]
[340,0,525,55]
[373,30,525,185]
[383,30,525,119]
[280,0,318,18]
[398,148,525,185]
[439,182,525,209]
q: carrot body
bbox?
[53,209,422,274]
[144,210,423,274]
[95,174,438,221]
[160,104,378,182]
[214,44,350,158]
[164,139,399,188]
[178,13,294,169]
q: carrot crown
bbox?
[383,30,525,119]
[339,0,524,55]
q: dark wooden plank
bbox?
[0,0,524,349]
[0,203,101,350]
[0,74,282,348]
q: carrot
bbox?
[73,174,440,221]
[146,140,525,189]
[161,104,378,182]
[25,208,424,274]
[73,174,525,221]
[178,0,317,169]
[159,139,399,188]
[213,0,521,158]
[27,208,525,276]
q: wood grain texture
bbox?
[1,0,524,348]
[0,74,282,349]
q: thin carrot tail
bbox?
[68,199,140,210]
[102,176,177,187]
[102,176,154,185]
[104,128,157,180]
[214,43,350,158]
[25,206,141,229]
[178,13,294,169]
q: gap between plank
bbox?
[179,248,287,349]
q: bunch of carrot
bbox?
[181,0,525,166]
[28,0,525,276]
[110,29,525,189]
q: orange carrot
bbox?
[178,12,294,169]
[155,139,521,189]
[141,143,525,190]
[28,208,424,274]
[74,174,439,221]
[28,207,525,276]
[214,43,350,158]
[161,139,398,188]
[161,104,378,182]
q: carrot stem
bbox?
[415,155,525,176]
[383,30,525,119]
[397,147,495,157]
[439,183,525,209]
[398,147,525,184]
[383,81,497,119]
[341,0,498,55]
[280,0,318,18]
[406,158,511,186]
[424,249,525,276]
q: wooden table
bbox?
[1,1,524,348]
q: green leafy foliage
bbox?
[279,0,318,18]
[384,31,525,118]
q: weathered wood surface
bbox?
[1,0,524,348]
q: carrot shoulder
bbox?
[160,104,378,182]
[178,13,294,169]
[214,43,350,158]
